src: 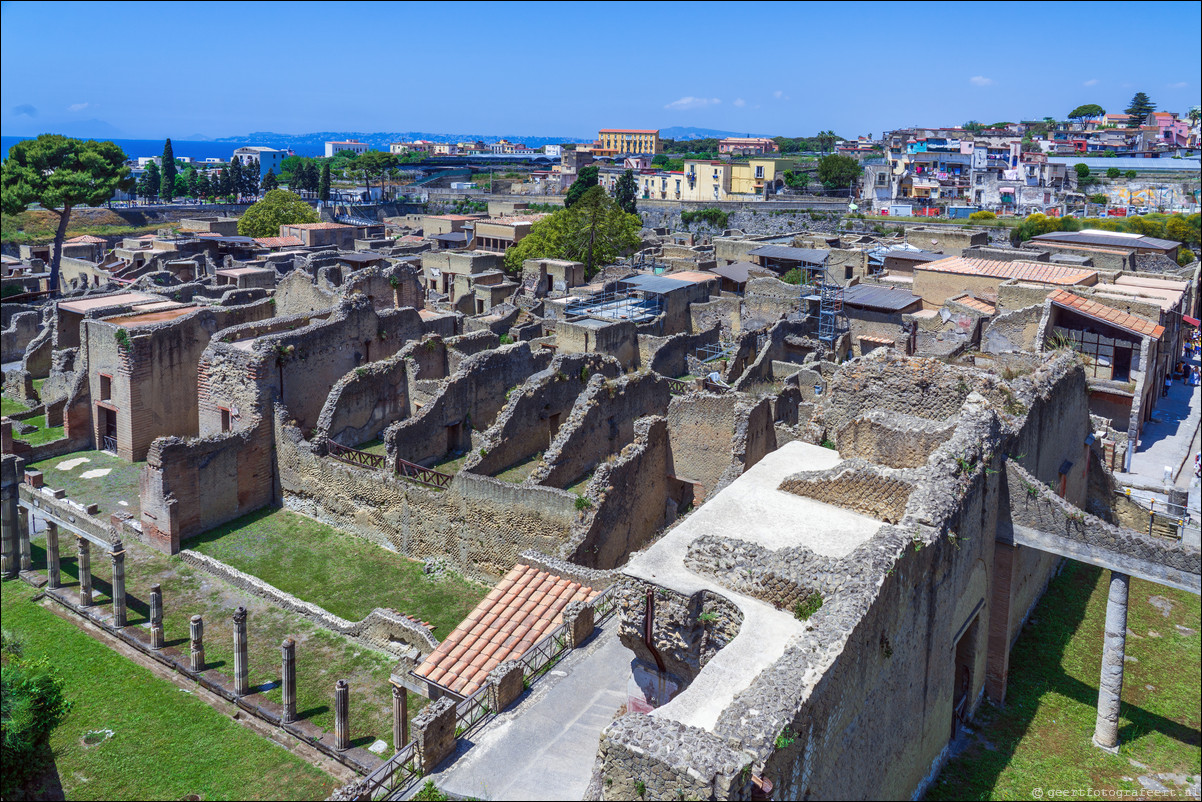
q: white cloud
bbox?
[733,98,746,108]
[1083,78,1099,87]
[1168,81,1188,89]
[664,96,721,111]
[969,76,994,87]
[67,102,90,112]
[772,90,789,100]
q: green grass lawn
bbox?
[1,579,338,801]
[493,454,542,484]
[28,450,143,518]
[12,413,65,445]
[189,507,489,635]
[430,452,470,476]
[1,394,30,417]
[928,562,1201,800]
[356,436,387,456]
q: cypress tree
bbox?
[319,163,332,201]
[262,168,279,192]
[228,157,244,199]
[160,138,176,201]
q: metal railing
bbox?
[328,441,386,471]
[354,741,421,801]
[101,435,117,453]
[1120,488,1199,540]
[397,457,452,489]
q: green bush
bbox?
[499,334,514,345]
[1125,170,1137,179]
[793,592,823,621]
[1179,248,1196,266]
[1074,163,1090,178]
[1106,167,1121,179]
[1,630,72,797]
[781,268,802,285]
[1088,194,1108,204]
[968,210,997,222]
[679,208,729,230]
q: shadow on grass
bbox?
[350,735,378,749]
[927,562,1199,800]
[5,738,65,801]
[186,505,279,550]
[299,705,331,720]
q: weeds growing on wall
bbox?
[793,592,823,621]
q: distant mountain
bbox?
[213,131,590,149]
[660,126,768,140]
[2,118,128,139]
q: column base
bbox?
[1091,734,1120,754]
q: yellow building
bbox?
[597,129,661,156]
[680,158,805,200]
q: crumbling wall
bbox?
[778,459,917,524]
[743,276,800,325]
[568,417,686,568]
[386,343,552,466]
[314,354,410,447]
[467,353,621,476]
[665,393,738,492]
[276,414,579,581]
[1,311,39,363]
[274,268,337,316]
[556,320,639,369]
[689,296,741,339]
[532,371,670,489]
[982,304,1044,354]
[834,410,958,469]
[639,326,720,379]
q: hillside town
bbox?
[2,4,1200,801]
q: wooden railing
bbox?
[328,441,386,471]
[396,457,452,489]
[665,377,693,395]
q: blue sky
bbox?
[2,0,1199,140]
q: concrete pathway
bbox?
[1119,350,1200,490]
[428,624,631,801]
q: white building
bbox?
[325,140,370,158]
[232,146,285,179]
[136,156,161,168]
[544,144,563,158]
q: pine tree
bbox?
[262,168,278,192]
[319,163,332,201]
[228,157,244,200]
[196,171,212,201]
[160,139,176,202]
[243,160,260,197]
[1124,92,1156,125]
[139,162,161,200]
[614,169,638,215]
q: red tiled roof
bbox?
[413,564,596,697]
[1048,289,1164,339]
[283,222,354,230]
[950,294,997,315]
[916,256,1097,286]
[254,235,305,248]
[65,234,106,244]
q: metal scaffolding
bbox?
[800,266,847,343]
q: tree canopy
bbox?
[1,134,130,291]
[614,169,638,215]
[564,165,600,208]
[1067,104,1104,121]
[236,189,318,238]
[160,138,176,202]
[262,169,279,192]
[504,185,640,277]
[1,630,72,796]
[815,154,861,188]
[1124,92,1156,124]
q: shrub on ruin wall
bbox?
[236,189,319,238]
[0,631,72,797]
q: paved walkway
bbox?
[427,624,631,801]
[1120,350,1200,489]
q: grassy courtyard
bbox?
[1,579,338,801]
[28,449,143,518]
[927,562,1201,800]
[189,507,489,635]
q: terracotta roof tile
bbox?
[1048,289,1164,339]
[950,294,997,315]
[413,563,597,697]
[254,235,305,248]
[917,256,1097,286]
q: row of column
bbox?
[7,507,414,754]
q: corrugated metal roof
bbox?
[1031,231,1179,251]
[748,245,829,264]
[619,274,694,294]
[883,249,943,262]
[709,261,756,283]
[841,283,922,312]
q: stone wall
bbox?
[179,549,439,657]
[466,353,620,477]
[556,320,639,369]
[1,311,39,363]
[982,304,1044,354]
[743,276,800,326]
[638,327,720,379]
[386,342,552,466]
[778,460,917,524]
[277,414,580,581]
[314,353,410,447]
[665,393,739,493]
[532,371,670,490]
[834,410,957,469]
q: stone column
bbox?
[17,507,32,572]
[334,679,350,751]
[77,536,93,607]
[413,697,457,773]
[45,522,61,590]
[563,600,595,648]
[0,462,18,578]
[392,683,409,751]
[1093,570,1130,752]
[149,584,164,649]
[190,615,205,672]
[233,607,249,696]
[109,538,127,628]
[281,638,297,724]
